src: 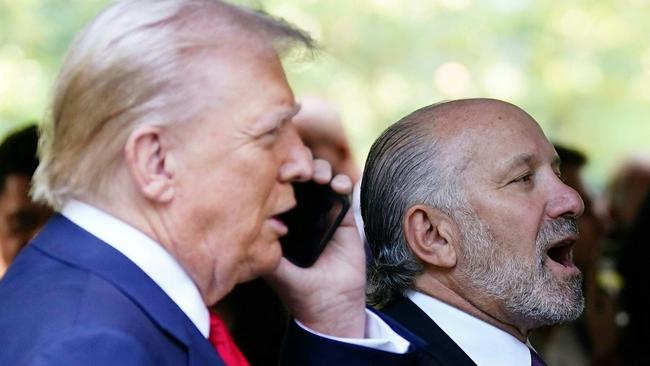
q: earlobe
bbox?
[124,126,175,203]
[403,205,458,269]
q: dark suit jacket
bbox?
[0,214,223,365]
[382,296,477,366]
[0,215,430,365]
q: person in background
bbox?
[0,125,52,277]
[604,157,650,266]
[607,158,650,235]
[293,95,361,182]
[361,98,585,366]
[602,157,650,365]
[617,188,650,365]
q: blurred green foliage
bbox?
[1,0,649,187]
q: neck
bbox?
[414,275,531,342]
[77,195,231,307]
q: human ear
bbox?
[124,126,175,203]
[403,204,458,269]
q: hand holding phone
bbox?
[266,175,367,339]
[279,181,350,268]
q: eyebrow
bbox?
[497,153,561,178]
[499,153,535,175]
[253,103,301,132]
[276,103,301,126]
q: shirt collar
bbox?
[61,199,210,338]
[407,290,532,366]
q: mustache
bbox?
[536,217,579,250]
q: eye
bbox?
[258,123,282,140]
[264,118,291,138]
[258,121,289,147]
[264,127,280,137]
[511,173,533,184]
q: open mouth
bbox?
[545,240,575,268]
[272,214,286,224]
[270,203,296,237]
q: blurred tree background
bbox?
[1,0,649,187]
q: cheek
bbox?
[225,184,283,250]
[473,202,543,257]
[222,168,277,214]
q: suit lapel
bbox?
[32,215,224,365]
[382,297,477,366]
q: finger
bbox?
[312,159,332,184]
[316,209,365,270]
[330,174,352,194]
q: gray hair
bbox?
[361,103,465,308]
[32,0,314,209]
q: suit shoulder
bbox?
[0,247,182,364]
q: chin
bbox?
[263,247,284,272]
[247,241,283,277]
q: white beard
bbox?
[455,209,584,328]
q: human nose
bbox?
[278,129,313,183]
[547,179,585,219]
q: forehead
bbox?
[205,44,291,95]
[450,103,557,179]
[184,45,296,131]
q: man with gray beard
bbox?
[361,98,585,366]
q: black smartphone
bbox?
[279,181,350,268]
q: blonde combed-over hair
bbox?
[32,0,313,209]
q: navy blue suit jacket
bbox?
[0,214,223,365]
[0,215,428,365]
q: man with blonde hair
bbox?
[0,1,418,364]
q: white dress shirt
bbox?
[407,290,533,366]
[62,199,409,353]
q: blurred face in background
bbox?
[0,174,52,275]
[293,96,361,181]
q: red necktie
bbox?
[208,311,250,366]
